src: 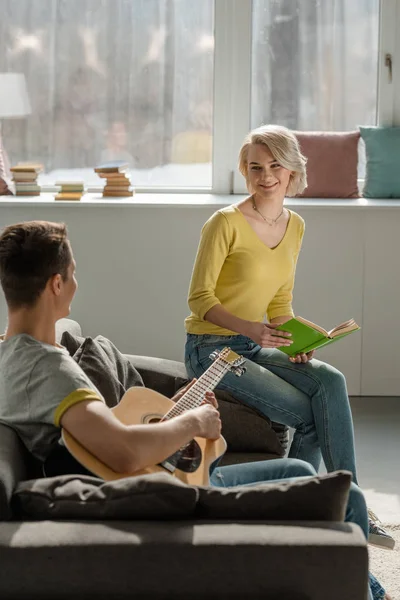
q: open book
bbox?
[276,317,360,356]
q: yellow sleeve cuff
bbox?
[54,388,103,427]
[268,307,294,321]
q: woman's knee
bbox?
[285,459,317,477]
[320,362,347,390]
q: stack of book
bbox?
[55,181,85,201]
[10,163,43,196]
[94,161,134,197]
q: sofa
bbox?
[0,319,369,599]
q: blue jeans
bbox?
[211,459,385,600]
[185,333,358,483]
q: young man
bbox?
[0,221,390,600]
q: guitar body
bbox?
[62,387,227,486]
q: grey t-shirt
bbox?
[0,334,104,461]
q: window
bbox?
[0,0,398,195]
[251,0,380,131]
[0,0,214,189]
[250,0,380,181]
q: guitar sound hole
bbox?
[148,417,161,424]
[161,439,202,473]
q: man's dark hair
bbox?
[0,221,72,309]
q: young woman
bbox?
[184,125,394,559]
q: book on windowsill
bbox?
[10,163,43,174]
[94,161,129,173]
[102,189,134,197]
[276,316,360,356]
[55,192,83,201]
[103,185,134,192]
[96,172,130,180]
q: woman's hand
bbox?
[246,322,293,349]
[289,350,315,364]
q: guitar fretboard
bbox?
[162,357,231,421]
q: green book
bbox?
[276,317,360,357]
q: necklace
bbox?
[252,196,284,226]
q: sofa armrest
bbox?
[55,318,82,343]
[125,354,188,398]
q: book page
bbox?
[296,316,329,337]
[329,319,359,338]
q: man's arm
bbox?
[61,397,221,474]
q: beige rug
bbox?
[369,525,400,599]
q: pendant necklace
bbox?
[252,196,284,227]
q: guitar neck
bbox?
[162,358,230,421]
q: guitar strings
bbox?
[164,359,229,420]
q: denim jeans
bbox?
[185,333,358,483]
[211,459,385,600]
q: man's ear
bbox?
[49,273,63,296]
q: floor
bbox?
[350,396,400,524]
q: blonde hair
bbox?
[238,125,307,197]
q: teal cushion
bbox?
[360,126,400,198]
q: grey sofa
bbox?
[0,319,369,599]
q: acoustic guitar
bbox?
[62,347,246,486]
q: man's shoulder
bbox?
[0,334,78,386]
[0,334,70,364]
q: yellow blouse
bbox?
[185,204,305,336]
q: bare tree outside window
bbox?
[252,0,379,177]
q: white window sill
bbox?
[1,192,400,209]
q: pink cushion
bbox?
[0,135,13,195]
[295,131,360,198]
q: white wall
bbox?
[0,196,399,396]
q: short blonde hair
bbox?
[238,125,307,197]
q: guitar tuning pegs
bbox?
[234,367,246,377]
[209,350,219,361]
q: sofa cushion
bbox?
[13,472,199,520]
[295,130,360,198]
[197,471,351,522]
[12,470,351,523]
[61,332,144,407]
[215,390,284,455]
[359,125,400,198]
[0,520,368,600]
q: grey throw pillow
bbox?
[13,472,199,520]
[196,471,352,522]
[12,470,351,523]
[61,332,144,407]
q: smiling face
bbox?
[246,143,293,201]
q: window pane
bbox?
[251,0,379,132]
[0,0,214,188]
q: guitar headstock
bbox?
[209,347,246,376]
